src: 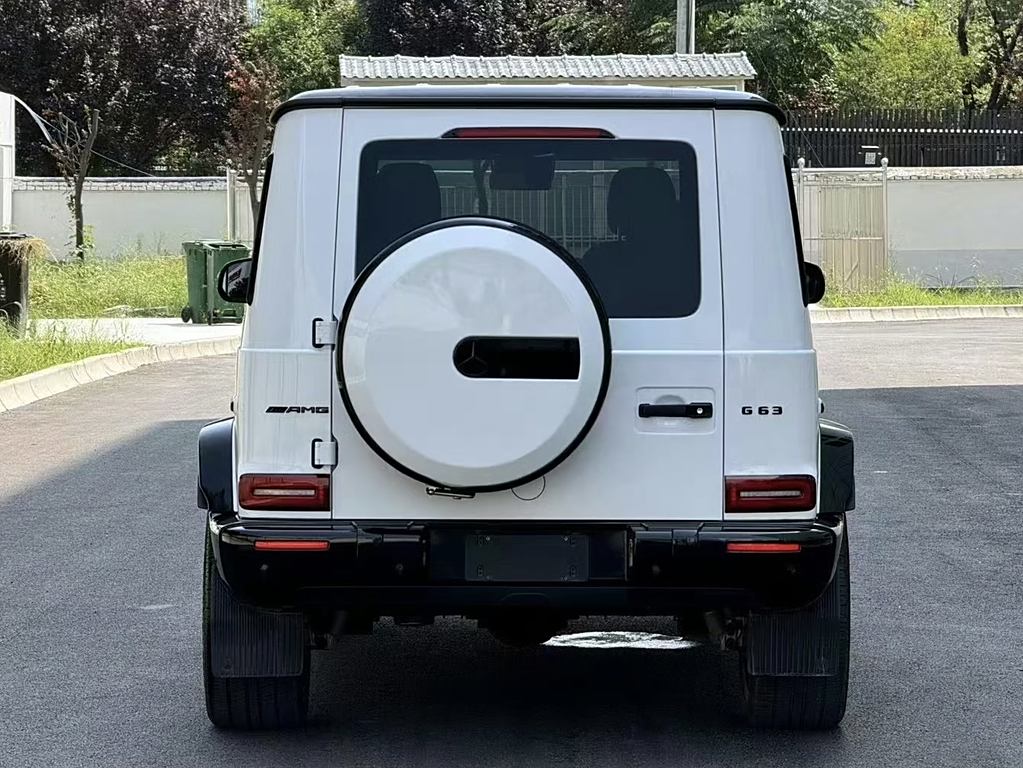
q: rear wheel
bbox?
[739,527,850,730]
[202,537,310,729]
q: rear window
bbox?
[356,139,700,318]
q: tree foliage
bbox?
[0,0,241,175]
[961,0,1023,109]
[545,0,676,54]
[545,0,873,106]
[700,0,872,107]
[248,0,366,96]
[225,58,280,222]
[361,0,574,55]
[835,2,976,109]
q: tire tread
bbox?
[741,529,850,730]
[202,537,310,729]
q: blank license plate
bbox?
[465,533,589,582]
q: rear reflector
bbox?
[444,127,614,139]
[239,474,330,511]
[726,542,802,554]
[725,475,816,513]
[254,540,330,552]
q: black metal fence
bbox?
[782,109,1023,167]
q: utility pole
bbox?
[675,0,696,53]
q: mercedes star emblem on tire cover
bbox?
[338,218,611,493]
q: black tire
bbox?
[740,528,850,730]
[202,537,310,729]
[181,306,192,323]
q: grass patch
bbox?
[823,278,1023,308]
[29,257,186,318]
[0,325,136,381]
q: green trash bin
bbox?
[181,240,248,324]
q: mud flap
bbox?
[208,566,307,678]
[744,536,847,677]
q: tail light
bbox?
[725,475,816,513]
[239,474,330,511]
[726,542,801,554]
[443,127,614,139]
[254,540,330,551]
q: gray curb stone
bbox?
[809,305,1023,323]
[0,337,240,414]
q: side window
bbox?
[245,154,273,304]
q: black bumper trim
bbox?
[209,515,843,613]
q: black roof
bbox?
[271,84,783,125]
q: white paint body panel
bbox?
[715,111,819,521]
[333,108,724,521]
[233,110,341,519]
[232,97,820,525]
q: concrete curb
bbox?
[0,337,240,414]
[810,305,1023,323]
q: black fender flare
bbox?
[820,418,855,514]
[197,417,235,513]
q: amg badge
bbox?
[266,406,330,414]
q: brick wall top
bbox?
[794,165,1023,182]
[14,177,228,191]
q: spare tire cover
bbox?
[339,218,611,492]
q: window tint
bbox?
[357,139,700,318]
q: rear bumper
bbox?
[209,514,844,614]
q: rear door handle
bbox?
[638,402,713,419]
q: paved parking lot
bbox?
[0,319,1020,767]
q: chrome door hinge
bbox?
[312,317,338,348]
[311,437,338,469]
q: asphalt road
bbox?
[1,319,1021,768]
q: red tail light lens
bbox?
[239,474,330,511]
[725,475,816,513]
[726,542,802,554]
[254,540,330,552]
[443,127,614,139]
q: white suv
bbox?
[198,85,855,731]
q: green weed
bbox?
[29,257,187,318]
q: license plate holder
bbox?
[465,533,589,582]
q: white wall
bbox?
[8,168,1023,289]
[886,168,1023,287]
[11,177,254,258]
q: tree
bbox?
[361,0,573,55]
[45,108,100,259]
[545,0,676,55]
[0,0,241,176]
[700,0,874,107]
[968,0,1023,109]
[225,58,281,223]
[835,2,977,109]
[248,0,366,96]
[545,0,873,107]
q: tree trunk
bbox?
[958,0,976,109]
[73,110,101,260]
[247,118,268,225]
[73,184,85,260]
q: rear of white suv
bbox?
[198,85,855,732]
